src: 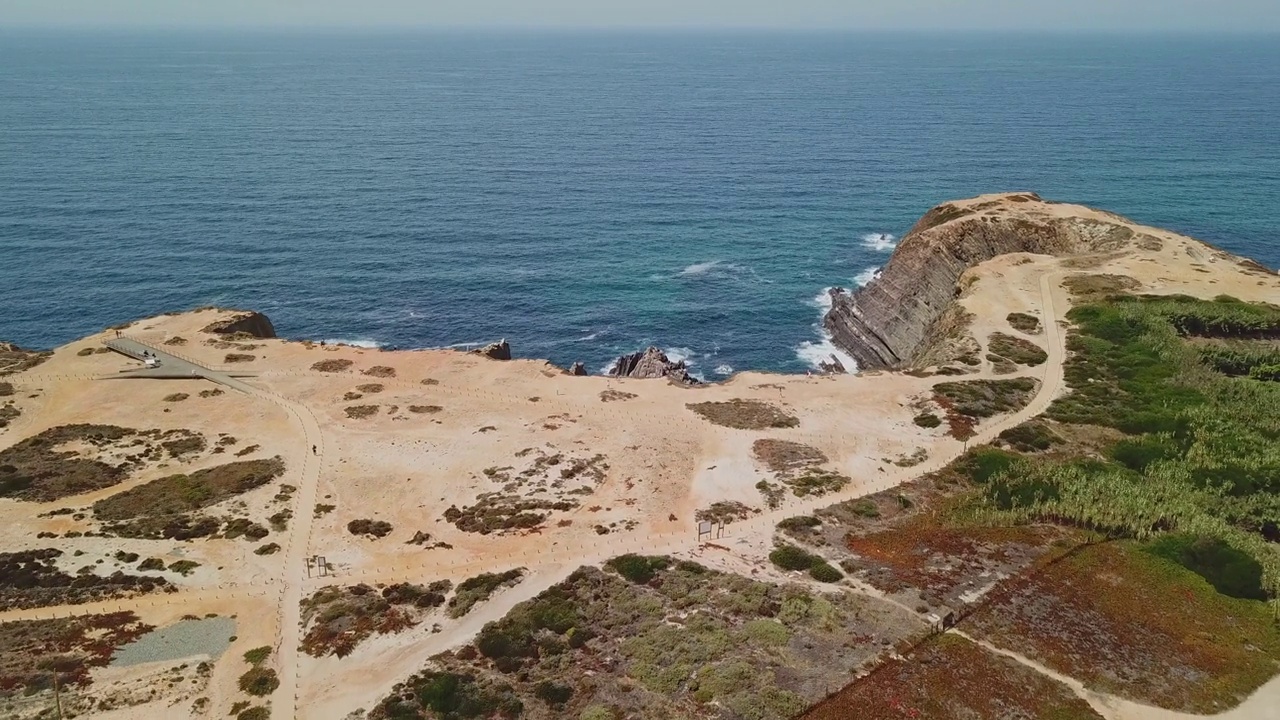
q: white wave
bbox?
[663,347,695,365]
[795,337,858,373]
[323,338,382,349]
[854,267,881,287]
[714,364,734,376]
[679,260,722,276]
[572,331,600,342]
[861,232,898,252]
[807,287,835,311]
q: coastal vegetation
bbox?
[1006,312,1041,333]
[687,399,799,430]
[0,425,207,500]
[374,561,915,720]
[783,291,1280,712]
[302,581,451,657]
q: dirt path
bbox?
[234,384,326,720]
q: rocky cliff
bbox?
[824,193,1136,370]
[609,347,699,384]
[201,311,277,339]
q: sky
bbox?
[2,0,1278,32]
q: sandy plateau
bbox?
[1,194,1278,720]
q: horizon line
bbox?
[3,23,1280,35]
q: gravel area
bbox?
[110,616,236,667]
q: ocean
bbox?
[2,31,1277,375]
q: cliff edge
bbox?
[824,192,1138,369]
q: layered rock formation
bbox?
[201,311,277,339]
[824,193,1134,369]
[608,347,698,384]
[472,340,511,361]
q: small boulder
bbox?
[568,362,588,376]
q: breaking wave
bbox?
[861,232,898,252]
[854,267,881,286]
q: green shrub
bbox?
[850,500,880,518]
[769,544,820,572]
[808,563,843,583]
[238,667,279,696]
[237,708,269,720]
[913,412,942,428]
[776,516,820,531]
[243,646,271,665]
[605,554,671,584]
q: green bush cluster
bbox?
[769,544,844,582]
[605,554,671,584]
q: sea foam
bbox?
[861,232,898,252]
[323,338,382,349]
[679,260,722,276]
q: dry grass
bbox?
[311,358,353,373]
[987,332,1048,366]
[687,399,799,430]
[1006,312,1041,334]
[356,383,385,393]
[224,353,255,363]
[363,365,397,378]
[600,390,638,402]
[344,405,380,419]
[1063,273,1139,298]
[752,439,827,473]
[408,405,443,414]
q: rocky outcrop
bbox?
[201,311,276,339]
[608,347,699,384]
[567,362,588,376]
[472,340,511,361]
[0,342,52,377]
[824,193,1135,370]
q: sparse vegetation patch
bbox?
[0,549,171,611]
[302,581,451,657]
[447,569,524,618]
[687,399,799,430]
[344,405,379,419]
[311,359,353,372]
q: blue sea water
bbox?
[2,31,1278,375]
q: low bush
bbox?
[348,519,393,538]
[448,569,524,618]
[809,563,843,583]
[913,412,942,428]
[769,544,822,572]
[1007,312,1041,333]
[605,555,671,584]
[237,666,279,696]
